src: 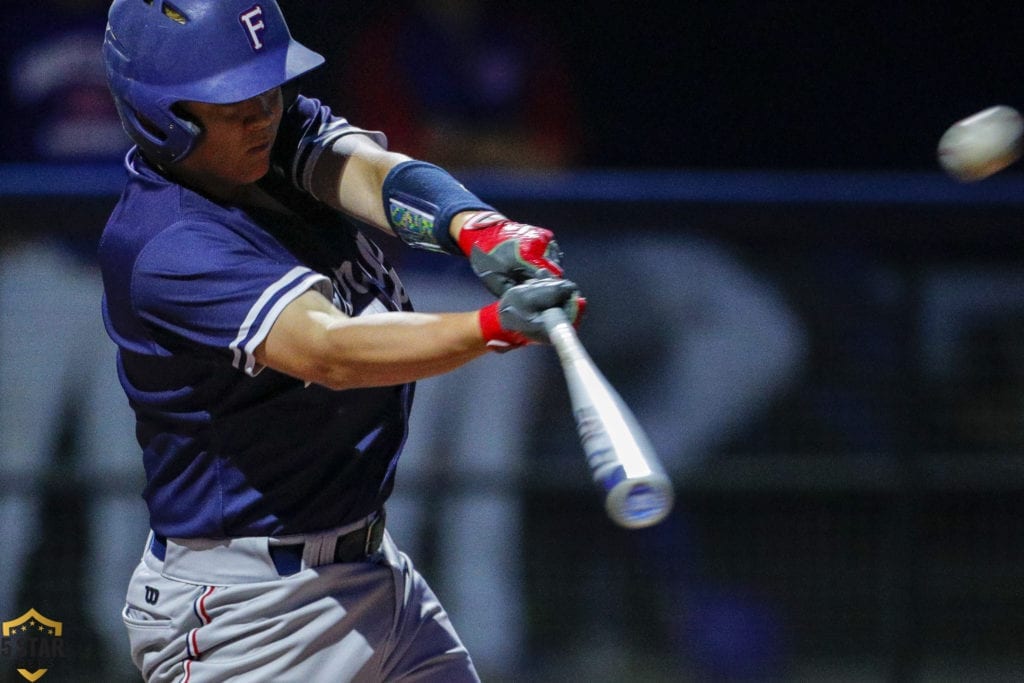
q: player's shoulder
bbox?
[101,155,241,268]
[108,156,219,230]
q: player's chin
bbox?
[238,154,272,184]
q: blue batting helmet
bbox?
[103,0,324,164]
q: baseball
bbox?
[938,105,1024,182]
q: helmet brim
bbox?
[172,39,324,105]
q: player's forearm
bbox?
[308,135,410,230]
[311,134,497,254]
[314,149,476,245]
[273,310,490,390]
[322,310,491,388]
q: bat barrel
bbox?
[543,307,675,529]
[577,402,675,528]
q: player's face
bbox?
[174,87,284,197]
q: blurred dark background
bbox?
[4,2,1024,682]
[282,1,1024,171]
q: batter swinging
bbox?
[99,0,583,680]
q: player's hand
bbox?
[457,211,564,297]
[479,276,585,351]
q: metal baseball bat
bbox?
[542,308,675,529]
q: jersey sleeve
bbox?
[132,220,332,377]
[274,94,388,197]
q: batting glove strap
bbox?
[479,278,586,353]
[479,301,530,352]
[458,211,565,297]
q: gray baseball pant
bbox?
[122,527,480,682]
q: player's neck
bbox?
[160,162,248,205]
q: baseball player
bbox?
[99,0,583,681]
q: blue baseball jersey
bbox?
[99,95,414,539]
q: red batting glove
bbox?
[457,211,565,296]
[478,300,531,351]
[478,278,587,352]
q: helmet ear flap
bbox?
[112,93,202,164]
[169,103,202,137]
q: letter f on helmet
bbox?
[239,5,267,50]
[103,0,324,165]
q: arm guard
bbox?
[381,160,495,254]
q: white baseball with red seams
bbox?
[938,105,1024,182]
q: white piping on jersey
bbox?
[293,118,386,198]
[229,267,331,375]
[295,122,349,195]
